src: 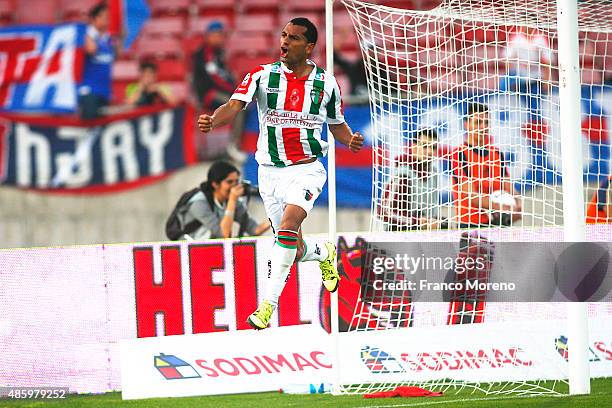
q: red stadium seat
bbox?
[188,15,233,36]
[136,38,183,59]
[111,81,130,105]
[60,0,99,22]
[240,0,282,14]
[227,32,270,57]
[16,0,57,24]
[229,55,273,81]
[156,59,187,81]
[0,0,14,23]
[194,0,235,15]
[140,17,186,38]
[112,60,140,82]
[167,81,190,103]
[285,0,324,13]
[235,14,277,33]
[148,0,191,17]
[279,13,321,29]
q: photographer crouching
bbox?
[166,161,270,240]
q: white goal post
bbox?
[325,0,611,398]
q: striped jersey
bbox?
[230,60,345,167]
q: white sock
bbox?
[264,230,298,306]
[299,239,329,262]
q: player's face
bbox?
[465,112,489,145]
[280,23,314,66]
[93,9,109,32]
[413,136,437,162]
[213,171,240,202]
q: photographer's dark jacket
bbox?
[178,191,259,240]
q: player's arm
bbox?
[198,99,245,133]
[328,123,364,152]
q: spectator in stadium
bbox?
[379,129,444,230]
[192,21,246,163]
[500,25,552,133]
[78,2,117,120]
[179,161,270,240]
[586,175,612,224]
[125,61,175,107]
[333,28,368,101]
[450,103,522,228]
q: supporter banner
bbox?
[0,225,610,394]
[0,105,196,191]
[0,24,86,113]
[120,325,331,399]
[336,316,612,384]
[243,87,611,208]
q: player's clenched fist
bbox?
[349,131,365,153]
[198,114,214,133]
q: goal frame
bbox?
[325,0,591,396]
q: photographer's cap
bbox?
[206,21,225,33]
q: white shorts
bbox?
[258,160,327,232]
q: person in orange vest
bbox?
[449,102,522,228]
[586,176,612,224]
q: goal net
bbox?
[333,0,612,397]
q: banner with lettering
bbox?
[0,23,86,113]
[0,105,196,191]
[0,225,610,393]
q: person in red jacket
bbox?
[586,176,612,224]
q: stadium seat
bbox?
[279,13,321,28]
[0,0,14,24]
[111,81,130,105]
[188,15,233,36]
[112,60,140,82]
[227,32,271,57]
[148,0,191,17]
[16,0,57,24]
[229,55,272,81]
[136,37,183,59]
[60,0,99,22]
[285,0,324,12]
[167,81,190,103]
[240,0,281,14]
[235,14,278,33]
[194,0,235,15]
[156,59,187,81]
[141,17,186,38]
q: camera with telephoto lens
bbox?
[242,180,260,196]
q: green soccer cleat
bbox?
[247,300,275,330]
[320,241,340,293]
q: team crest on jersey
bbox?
[304,189,313,201]
[315,72,325,81]
[270,64,282,73]
[310,87,324,104]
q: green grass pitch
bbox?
[1,378,611,407]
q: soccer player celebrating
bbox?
[197,18,364,330]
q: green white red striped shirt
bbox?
[230,60,345,167]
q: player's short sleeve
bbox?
[230,65,264,108]
[325,76,345,125]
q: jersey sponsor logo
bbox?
[264,110,320,128]
[270,64,282,73]
[314,72,325,81]
[310,87,324,105]
[266,87,281,93]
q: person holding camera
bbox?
[178,161,270,240]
